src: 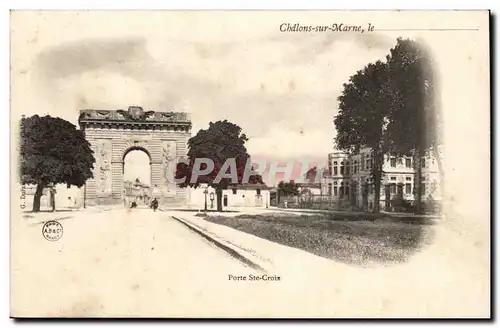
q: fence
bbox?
[277,195,356,211]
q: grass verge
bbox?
[205,213,435,266]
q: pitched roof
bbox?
[229,183,271,190]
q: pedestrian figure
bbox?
[151,198,159,212]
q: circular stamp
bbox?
[42,220,63,242]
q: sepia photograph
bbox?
[10,10,490,318]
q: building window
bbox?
[328,160,332,175]
[232,188,237,195]
[334,187,338,196]
[390,157,396,167]
[405,183,412,194]
[345,186,350,196]
[340,164,345,175]
[328,183,332,195]
[405,158,412,168]
[346,165,350,175]
[406,177,412,182]
[354,161,358,174]
[361,155,365,170]
[390,177,396,181]
[256,189,261,196]
[334,166,338,175]
[421,183,426,194]
[390,183,396,194]
[421,158,426,168]
[339,182,344,197]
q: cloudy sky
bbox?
[11,11,489,188]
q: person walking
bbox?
[151,198,159,212]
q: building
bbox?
[297,167,329,196]
[189,183,271,210]
[78,106,191,207]
[23,184,83,211]
[323,147,442,211]
[123,179,151,206]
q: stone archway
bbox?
[121,144,153,183]
[122,146,152,206]
[78,106,191,207]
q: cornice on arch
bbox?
[78,106,192,133]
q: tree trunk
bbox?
[32,183,44,212]
[216,187,223,212]
[384,184,391,211]
[414,149,423,214]
[372,149,383,213]
[362,183,369,212]
[50,189,55,212]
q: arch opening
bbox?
[123,148,152,207]
[122,146,152,163]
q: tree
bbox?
[175,120,262,211]
[20,115,95,212]
[334,60,391,213]
[384,38,441,213]
[277,181,300,196]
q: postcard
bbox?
[10,10,490,318]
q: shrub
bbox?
[391,197,414,213]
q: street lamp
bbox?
[203,188,208,212]
[209,192,215,209]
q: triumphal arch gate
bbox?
[78,106,191,206]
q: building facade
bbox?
[323,147,442,211]
[123,179,152,207]
[188,184,271,210]
[23,184,83,211]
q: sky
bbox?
[11,11,487,188]
[123,150,151,184]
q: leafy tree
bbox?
[277,180,300,197]
[175,120,262,211]
[20,115,95,212]
[385,38,441,213]
[334,60,391,212]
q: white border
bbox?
[3,1,496,327]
